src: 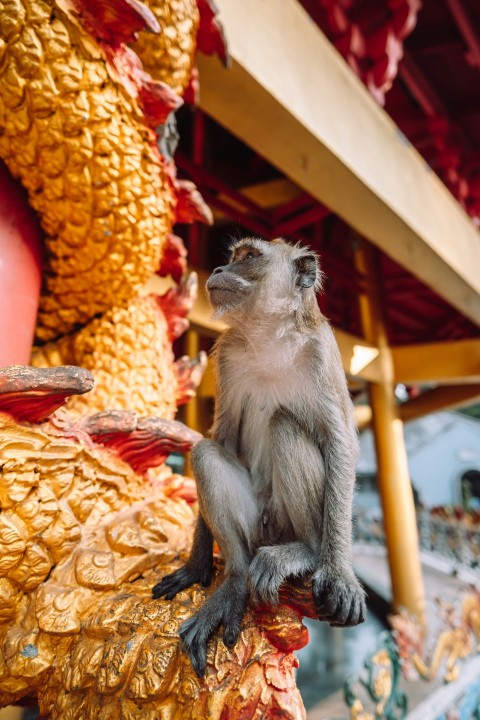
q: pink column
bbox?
[0,161,43,366]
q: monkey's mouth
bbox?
[208,285,238,294]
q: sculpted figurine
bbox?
[154,237,367,677]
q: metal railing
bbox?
[353,507,480,571]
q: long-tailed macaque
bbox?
[153,237,366,677]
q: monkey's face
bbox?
[207,240,268,317]
[207,237,321,321]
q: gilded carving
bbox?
[0,0,177,341]
[131,0,200,96]
[0,404,309,718]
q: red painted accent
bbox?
[155,273,198,341]
[0,366,94,423]
[160,475,198,504]
[174,353,207,406]
[157,233,188,283]
[175,179,214,225]
[183,67,200,105]
[73,0,160,47]
[0,162,43,366]
[253,605,310,653]
[81,411,202,475]
[110,46,183,129]
[196,0,229,67]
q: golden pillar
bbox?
[356,241,425,622]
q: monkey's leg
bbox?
[179,439,260,677]
[152,515,213,600]
[267,408,366,627]
[248,407,323,605]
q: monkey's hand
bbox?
[180,577,248,677]
[152,562,213,601]
[312,566,367,628]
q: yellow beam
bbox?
[198,0,480,326]
[400,384,480,421]
[240,178,302,208]
[392,338,480,384]
[334,329,380,383]
[357,243,425,622]
[213,178,303,222]
[354,404,372,430]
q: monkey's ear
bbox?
[295,254,318,288]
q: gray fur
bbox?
[153,237,366,677]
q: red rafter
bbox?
[201,190,270,236]
[444,0,480,68]
[271,192,316,221]
[272,204,331,236]
[399,51,446,117]
[176,155,272,224]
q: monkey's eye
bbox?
[244,251,255,260]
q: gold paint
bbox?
[0,412,305,718]
[32,296,178,418]
[131,0,200,96]
[391,591,480,684]
[0,0,176,341]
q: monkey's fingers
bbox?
[332,592,367,628]
[312,569,367,627]
[152,566,198,600]
[222,617,242,648]
[180,615,213,678]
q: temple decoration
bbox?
[131,0,228,101]
[345,590,480,719]
[79,410,202,475]
[0,0,322,716]
[0,162,43,366]
[302,0,421,105]
[0,0,179,342]
[31,294,182,418]
[0,368,315,719]
[0,365,93,423]
[130,0,200,96]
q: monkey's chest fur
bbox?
[221,331,316,536]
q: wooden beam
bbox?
[392,338,480,384]
[334,329,381,383]
[212,179,303,222]
[400,384,480,421]
[197,0,480,326]
[236,178,302,209]
[354,384,480,429]
[354,404,372,430]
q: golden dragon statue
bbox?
[0,0,316,717]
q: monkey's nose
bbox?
[212,266,224,275]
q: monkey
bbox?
[153,237,366,677]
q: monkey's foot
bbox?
[152,562,213,600]
[248,543,315,606]
[180,580,248,677]
[312,568,367,627]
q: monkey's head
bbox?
[206,237,322,324]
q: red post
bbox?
[0,161,43,366]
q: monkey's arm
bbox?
[312,330,366,626]
[153,349,239,603]
[152,514,213,600]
